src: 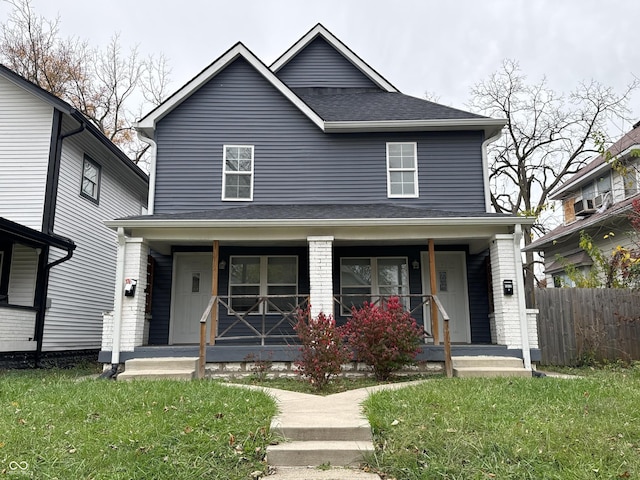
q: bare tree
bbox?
[0,0,171,166]
[468,59,638,296]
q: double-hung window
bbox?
[80,155,101,204]
[340,257,409,315]
[387,142,418,198]
[228,256,298,313]
[222,145,254,201]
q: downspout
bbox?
[137,131,157,215]
[110,227,127,369]
[514,224,532,370]
[481,129,503,213]
[34,110,85,365]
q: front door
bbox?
[170,253,213,344]
[421,251,471,343]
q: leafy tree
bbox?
[468,59,638,297]
[557,231,640,288]
[0,0,171,165]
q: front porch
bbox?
[100,215,539,372]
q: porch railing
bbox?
[197,293,452,378]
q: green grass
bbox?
[0,368,277,479]
[363,366,640,479]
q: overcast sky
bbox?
[2,0,639,135]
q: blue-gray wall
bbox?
[153,57,487,213]
[275,37,379,88]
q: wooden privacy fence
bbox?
[536,288,640,366]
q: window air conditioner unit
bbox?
[593,194,604,208]
[574,198,596,215]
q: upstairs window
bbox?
[80,156,101,204]
[387,142,418,198]
[623,167,639,198]
[222,145,254,201]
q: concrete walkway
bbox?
[238,380,428,479]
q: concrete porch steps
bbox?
[452,355,531,378]
[117,357,198,380]
[267,440,374,467]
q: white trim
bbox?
[270,24,398,93]
[110,228,126,365]
[107,216,534,230]
[324,118,506,136]
[136,43,325,137]
[222,145,254,201]
[386,142,419,198]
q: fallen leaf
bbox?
[446,428,457,433]
[68,448,77,454]
[229,433,235,445]
[391,419,400,426]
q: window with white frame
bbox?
[228,256,297,313]
[340,257,409,315]
[386,142,418,198]
[80,156,101,203]
[623,166,639,198]
[222,145,254,200]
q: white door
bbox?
[421,251,471,343]
[170,253,213,344]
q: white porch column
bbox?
[119,237,149,352]
[489,233,532,369]
[108,235,148,364]
[307,236,334,318]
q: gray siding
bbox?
[7,244,38,307]
[154,58,486,213]
[275,37,379,88]
[43,120,148,351]
[0,75,52,231]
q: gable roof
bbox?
[270,23,398,92]
[136,26,505,138]
[0,64,148,183]
[136,42,325,138]
[551,124,640,200]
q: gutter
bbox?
[136,130,157,215]
[514,224,532,370]
[481,129,504,212]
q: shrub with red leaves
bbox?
[343,296,424,380]
[293,307,351,391]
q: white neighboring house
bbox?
[0,64,148,362]
[525,123,640,286]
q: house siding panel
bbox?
[154,58,486,213]
[43,123,148,351]
[466,249,491,343]
[0,76,52,231]
[275,37,378,88]
[7,244,38,307]
[148,250,172,345]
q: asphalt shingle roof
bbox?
[121,204,514,221]
[294,89,487,122]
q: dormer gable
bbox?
[136,42,325,139]
[271,23,397,92]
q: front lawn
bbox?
[364,366,640,479]
[0,369,276,479]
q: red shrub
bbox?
[293,307,351,391]
[342,296,424,380]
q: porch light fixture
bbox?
[218,260,227,270]
[412,259,420,270]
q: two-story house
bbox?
[0,64,148,364]
[525,123,640,287]
[99,24,539,376]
